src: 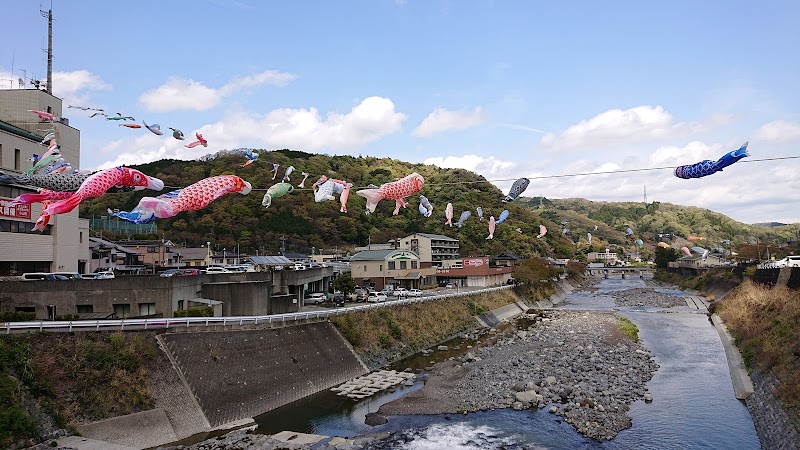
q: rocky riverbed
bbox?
[613,288,686,308]
[376,310,659,441]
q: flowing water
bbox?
[255,276,760,449]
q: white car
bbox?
[292,264,306,271]
[94,271,115,279]
[204,266,233,274]
[394,288,409,297]
[406,289,422,297]
[306,293,328,305]
[367,292,387,303]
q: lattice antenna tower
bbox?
[643,185,647,206]
[40,2,53,94]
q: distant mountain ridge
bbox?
[79,149,799,259]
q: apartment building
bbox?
[399,233,460,268]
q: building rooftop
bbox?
[175,247,210,260]
[249,255,293,265]
[88,237,141,255]
[409,233,458,242]
[351,249,420,261]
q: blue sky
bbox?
[2,0,799,224]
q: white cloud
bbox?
[138,69,297,113]
[95,96,405,168]
[413,107,486,137]
[539,105,703,152]
[424,154,513,174]
[756,120,800,142]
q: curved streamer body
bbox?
[496,209,510,225]
[0,170,140,194]
[283,166,295,182]
[636,239,644,248]
[143,121,164,135]
[111,175,250,224]
[445,203,453,226]
[418,195,433,217]
[456,211,471,228]
[356,172,424,215]
[487,216,496,239]
[476,206,483,220]
[588,233,592,245]
[185,132,208,148]
[503,178,530,202]
[537,224,547,238]
[657,242,670,248]
[298,172,310,188]
[32,167,164,231]
[674,142,749,179]
[261,182,294,208]
[169,128,185,140]
[29,109,55,122]
[681,246,692,257]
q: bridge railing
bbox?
[3,285,514,334]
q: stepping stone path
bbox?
[330,370,417,399]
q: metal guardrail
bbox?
[3,285,514,334]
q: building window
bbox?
[113,304,131,319]
[363,265,367,272]
[147,246,157,253]
[14,149,21,171]
[411,261,418,269]
[400,261,407,270]
[0,143,3,166]
[379,264,383,271]
[388,261,396,270]
[139,303,156,316]
[79,232,83,243]
[76,305,93,314]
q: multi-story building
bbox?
[587,248,619,265]
[176,247,213,267]
[399,233,459,267]
[435,256,513,288]
[350,249,423,291]
[114,239,180,272]
[0,88,87,275]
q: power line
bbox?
[161,154,800,192]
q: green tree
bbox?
[333,273,356,295]
[654,246,679,268]
[513,258,559,284]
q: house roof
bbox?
[88,237,141,255]
[175,248,210,260]
[408,233,458,242]
[494,252,520,260]
[351,249,420,261]
[284,253,309,260]
[249,255,293,265]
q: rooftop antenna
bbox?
[40,3,53,94]
[643,185,647,206]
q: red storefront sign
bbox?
[463,257,488,267]
[0,198,31,219]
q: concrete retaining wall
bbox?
[160,322,368,428]
[746,369,800,450]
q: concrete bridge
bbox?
[586,266,656,279]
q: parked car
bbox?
[445,283,455,289]
[160,269,182,277]
[394,288,409,297]
[406,289,422,297]
[332,292,345,307]
[354,289,369,302]
[204,266,233,274]
[178,269,201,276]
[367,292,388,303]
[306,292,328,305]
[94,271,115,279]
[380,287,395,296]
[292,263,306,271]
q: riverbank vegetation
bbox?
[717,281,800,409]
[0,331,159,446]
[617,317,640,343]
[330,289,526,368]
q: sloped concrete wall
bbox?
[160,322,368,428]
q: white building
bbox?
[0,88,88,275]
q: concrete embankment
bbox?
[710,314,754,400]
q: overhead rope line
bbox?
[161,155,800,192]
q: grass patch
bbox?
[617,317,639,343]
[330,289,524,366]
[717,281,800,408]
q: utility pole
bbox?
[643,185,647,206]
[279,235,286,254]
[40,6,53,94]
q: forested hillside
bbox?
[79,149,799,260]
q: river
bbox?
[254,276,760,449]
